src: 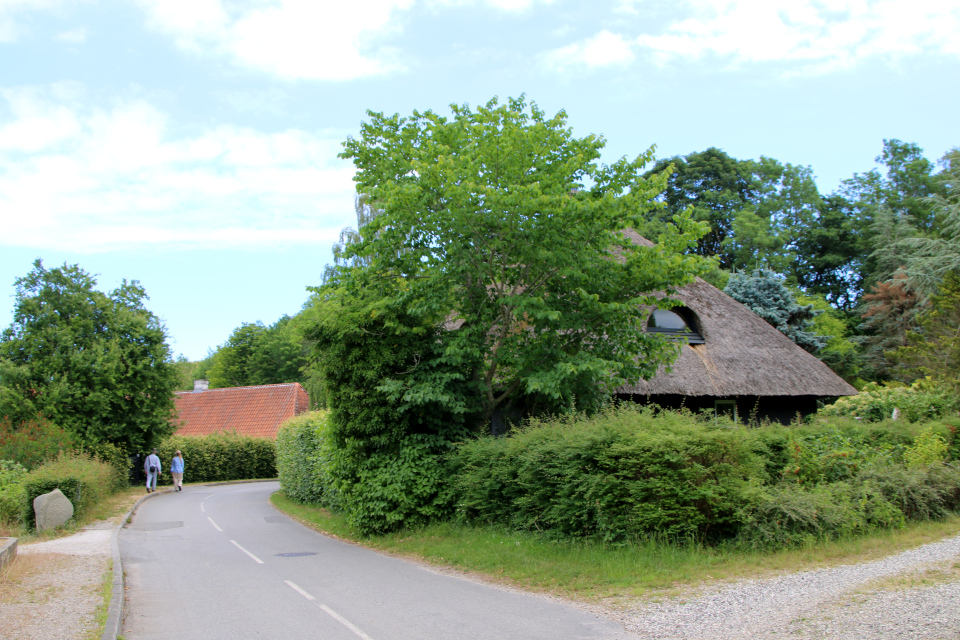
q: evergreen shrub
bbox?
[276,411,338,506]
[451,406,765,542]
[155,433,276,484]
[20,452,116,530]
[0,459,27,524]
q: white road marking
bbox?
[285,580,315,600]
[230,539,264,564]
[207,517,222,531]
[200,503,205,513]
[285,580,375,640]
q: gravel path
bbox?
[0,524,113,640]
[609,534,960,640]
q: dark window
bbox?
[647,307,705,344]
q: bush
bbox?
[155,433,276,485]
[818,381,957,422]
[738,463,960,547]
[0,416,78,470]
[0,459,27,525]
[20,452,117,530]
[276,411,337,506]
[452,406,766,543]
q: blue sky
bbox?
[2,0,958,360]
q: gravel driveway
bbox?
[606,534,960,640]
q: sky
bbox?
[1,0,958,361]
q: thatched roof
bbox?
[617,228,857,398]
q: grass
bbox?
[85,560,114,640]
[269,492,960,604]
[0,484,147,541]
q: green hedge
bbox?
[20,452,117,530]
[276,411,337,506]
[155,433,276,484]
[450,406,960,546]
[451,407,765,542]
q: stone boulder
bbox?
[34,488,74,531]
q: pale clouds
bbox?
[541,30,635,71]
[0,0,65,42]
[551,0,960,73]
[0,84,355,252]
[136,0,414,81]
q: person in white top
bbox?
[144,448,162,493]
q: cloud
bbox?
[0,84,357,252]
[136,0,415,81]
[629,0,960,72]
[0,0,65,43]
[541,30,635,71]
[54,26,86,43]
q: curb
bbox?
[0,537,16,570]
[100,488,171,640]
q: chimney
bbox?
[193,379,209,392]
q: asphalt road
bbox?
[119,482,639,640]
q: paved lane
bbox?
[120,482,638,640]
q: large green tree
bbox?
[207,317,308,388]
[891,271,960,392]
[333,96,707,423]
[0,260,179,451]
[641,148,821,274]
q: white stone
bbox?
[34,488,74,531]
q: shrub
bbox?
[738,463,960,547]
[155,433,276,485]
[80,441,130,491]
[276,411,337,506]
[737,479,905,548]
[20,452,117,530]
[451,406,766,543]
[904,427,950,467]
[0,459,27,525]
[818,381,957,422]
[0,416,78,470]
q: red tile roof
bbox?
[172,383,310,439]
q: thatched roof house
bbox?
[617,229,857,422]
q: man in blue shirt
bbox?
[144,448,161,493]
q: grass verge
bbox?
[269,492,960,603]
[85,560,113,640]
[1,485,146,542]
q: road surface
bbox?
[120,481,638,640]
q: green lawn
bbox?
[269,492,960,603]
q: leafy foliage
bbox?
[0,416,78,470]
[0,260,179,452]
[335,95,707,420]
[818,381,958,422]
[724,269,826,352]
[0,459,27,525]
[891,271,960,392]
[276,410,337,506]
[20,451,118,530]
[305,300,472,534]
[452,406,765,543]
[154,433,276,485]
[451,406,960,547]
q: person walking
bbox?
[144,448,162,493]
[170,450,185,491]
